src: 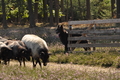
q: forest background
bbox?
[0,0,120,28]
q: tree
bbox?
[91,0,111,19]
[65,0,69,21]
[2,0,8,29]
[78,0,82,19]
[49,0,54,26]
[43,0,48,22]
[111,0,115,18]
[117,0,120,18]
[0,0,114,25]
[55,0,59,25]
[34,0,39,23]
[27,0,36,28]
[86,0,91,19]
[69,0,73,20]
[61,0,65,22]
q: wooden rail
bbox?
[68,18,120,25]
[68,18,120,52]
[68,29,120,34]
[68,35,120,41]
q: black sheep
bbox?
[4,40,31,66]
[0,42,13,65]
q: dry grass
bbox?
[8,61,120,75]
[0,61,120,80]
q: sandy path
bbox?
[9,61,120,73]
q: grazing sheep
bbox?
[4,40,30,66]
[21,34,50,68]
[56,25,90,53]
[0,42,13,65]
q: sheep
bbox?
[0,42,13,65]
[21,34,50,68]
[4,40,31,66]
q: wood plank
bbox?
[68,29,120,34]
[68,18,120,25]
[68,35,120,41]
[68,43,120,47]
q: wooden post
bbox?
[93,24,96,51]
[68,25,72,52]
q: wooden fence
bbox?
[68,18,120,52]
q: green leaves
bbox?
[91,0,111,19]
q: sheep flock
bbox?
[0,34,50,68]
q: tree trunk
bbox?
[111,0,115,18]
[55,0,59,25]
[70,0,73,20]
[66,0,68,21]
[43,0,48,22]
[34,0,38,23]
[117,0,120,18]
[78,0,81,10]
[49,0,54,26]
[2,0,8,29]
[78,0,82,19]
[86,0,91,20]
[27,0,36,28]
[61,0,65,22]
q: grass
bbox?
[0,62,120,80]
[49,46,120,68]
[0,46,120,80]
[0,63,120,80]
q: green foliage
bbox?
[1,0,113,23]
[10,7,18,17]
[91,0,111,19]
[22,10,29,18]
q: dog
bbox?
[56,25,90,53]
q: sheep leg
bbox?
[4,60,7,65]
[22,58,25,67]
[32,57,36,67]
[18,58,22,66]
[36,59,41,68]
[7,59,10,65]
[35,59,38,66]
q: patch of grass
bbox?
[0,63,120,80]
[49,43,64,54]
[49,49,120,68]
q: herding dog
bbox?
[56,25,90,53]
